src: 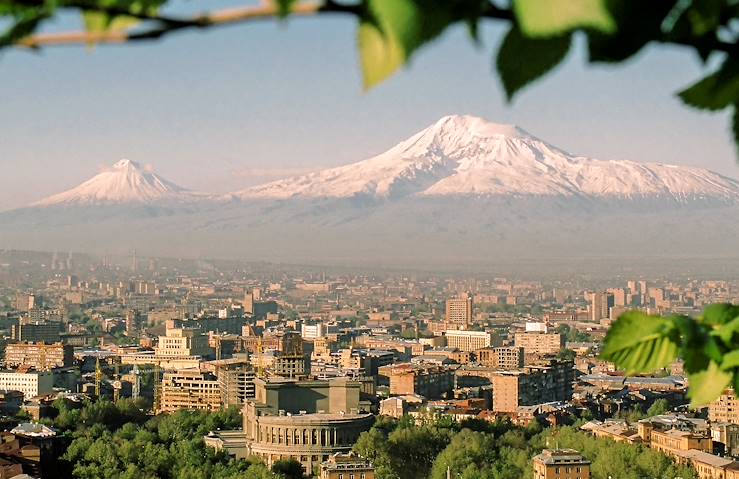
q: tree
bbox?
[646,398,671,417]
[271,459,304,479]
[1,1,737,151]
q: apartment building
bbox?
[491,360,574,413]
[379,363,455,399]
[158,369,222,413]
[477,346,524,370]
[709,389,739,424]
[514,332,564,356]
[4,342,74,370]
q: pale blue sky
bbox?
[0,2,737,209]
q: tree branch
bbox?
[16,1,335,47]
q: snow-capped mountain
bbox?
[3,115,739,266]
[33,159,197,206]
[234,115,739,202]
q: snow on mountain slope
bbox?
[33,159,198,206]
[234,115,739,202]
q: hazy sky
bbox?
[1,1,737,210]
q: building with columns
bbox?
[242,378,374,474]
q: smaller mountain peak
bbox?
[113,158,140,169]
[433,114,528,139]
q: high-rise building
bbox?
[589,292,613,321]
[445,294,472,328]
[533,449,590,479]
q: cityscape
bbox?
[2,0,738,478]
[0,250,735,477]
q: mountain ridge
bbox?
[231,115,739,202]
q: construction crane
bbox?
[153,363,161,412]
[256,337,264,378]
[95,357,103,398]
[132,364,141,400]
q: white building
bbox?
[445,330,500,352]
[0,371,54,399]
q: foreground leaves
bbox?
[602,304,739,406]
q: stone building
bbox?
[532,449,590,479]
[320,452,375,479]
[242,378,374,474]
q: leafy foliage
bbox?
[601,304,739,406]
[354,415,696,479]
[0,0,737,151]
[46,399,275,479]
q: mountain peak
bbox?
[32,159,194,207]
[113,158,139,169]
[236,114,739,202]
[433,115,527,139]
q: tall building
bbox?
[589,292,613,321]
[445,295,472,328]
[533,449,590,479]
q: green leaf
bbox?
[357,0,479,89]
[734,103,739,155]
[678,59,739,111]
[496,26,571,101]
[721,350,739,371]
[513,0,615,38]
[688,361,732,407]
[600,311,680,374]
[83,11,140,35]
[587,0,676,63]
[357,19,405,90]
[702,303,739,325]
[275,0,297,19]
